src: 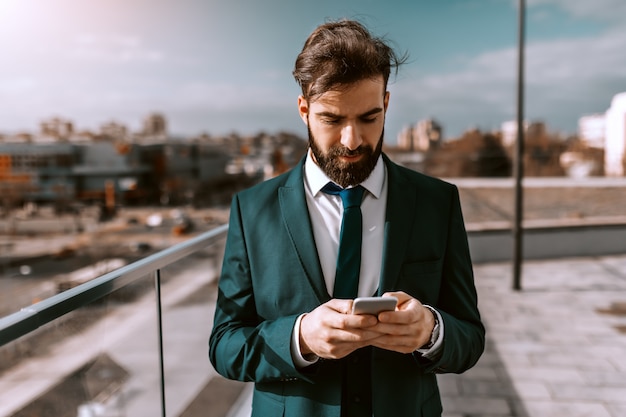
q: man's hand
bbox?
[367,291,436,354]
[299,299,382,359]
[300,292,436,359]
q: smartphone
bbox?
[351,296,398,315]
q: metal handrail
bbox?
[0,224,229,347]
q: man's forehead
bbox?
[309,79,386,113]
[310,100,383,117]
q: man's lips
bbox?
[338,153,363,162]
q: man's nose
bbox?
[340,124,363,150]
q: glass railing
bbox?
[0,224,229,417]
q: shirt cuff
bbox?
[415,305,444,359]
[291,313,320,368]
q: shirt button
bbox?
[353,395,361,403]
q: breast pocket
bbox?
[400,259,442,305]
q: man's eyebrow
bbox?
[315,107,384,119]
[360,107,384,117]
[315,111,343,119]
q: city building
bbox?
[578,114,606,149]
[396,118,443,152]
[0,142,77,207]
[578,92,626,177]
[0,112,312,209]
[500,120,530,148]
[73,141,152,205]
[100,121,130,142]
[140,113,168,142]
[605,92,626,177]
[39,117,74,142]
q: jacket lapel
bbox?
[379,155,417,294]
[279,158,329,303]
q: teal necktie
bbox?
[322,183,365,299]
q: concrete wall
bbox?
[468,223,626,263]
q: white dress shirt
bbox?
[304,149,387,298]
[291,150,443,367]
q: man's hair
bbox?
[293,19,407,100]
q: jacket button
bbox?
[353,395,361,403]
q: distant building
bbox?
[73,141,152,204]
[396,126,412,150]
[141,113,167,141]
[0,112,309,208]
[0,142,77,204]
[605,92,626,177]
[100,121,129,141]
[500,120,530,147]
[0,132,33,143]
[397,118,442,152]
[578,114,606,149]
[40,117,74,141]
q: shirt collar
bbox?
[304,148,385,199]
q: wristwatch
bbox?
[421,306,440,350]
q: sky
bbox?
[1,0,625,143]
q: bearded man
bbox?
[209,19,485,417]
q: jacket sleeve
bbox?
[416,185,485,374]
[208,194,308,383]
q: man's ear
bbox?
[384,91,390,112]
[297,95,309,125]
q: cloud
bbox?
[526,0,626,23]
[391,22,626,138]
[69,34,164,63]
[168,80,295,112]
[527,31,626,83]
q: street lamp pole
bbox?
[513,0,526,291]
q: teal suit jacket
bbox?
[209,154,485,417]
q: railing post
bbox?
[155,268,167,417]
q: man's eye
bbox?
[322,118,340,125]
[361,117,377,123]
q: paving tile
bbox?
[606,404,626,417]
[509,381,551,400]
[550,384,626,403]
[495,366,584,384]
[459,379,515,397]
[523,400,612,417]
[507,399,531,417]
[489,341,553,356]
[495,353,532,368]
[437,375,460,396]
[528,352,618,371]
[461,364,502,380]
[609,357,626,372]
[442,396,512,416]
[578,370,626,387]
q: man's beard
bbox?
[308,126,384,188]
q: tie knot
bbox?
[322,183,365,209]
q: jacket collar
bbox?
[379,154,417,294]
[279,154,418,301]
[279,157,329,302]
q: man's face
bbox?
[298,77,389,188]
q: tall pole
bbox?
[513,0,526,291]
